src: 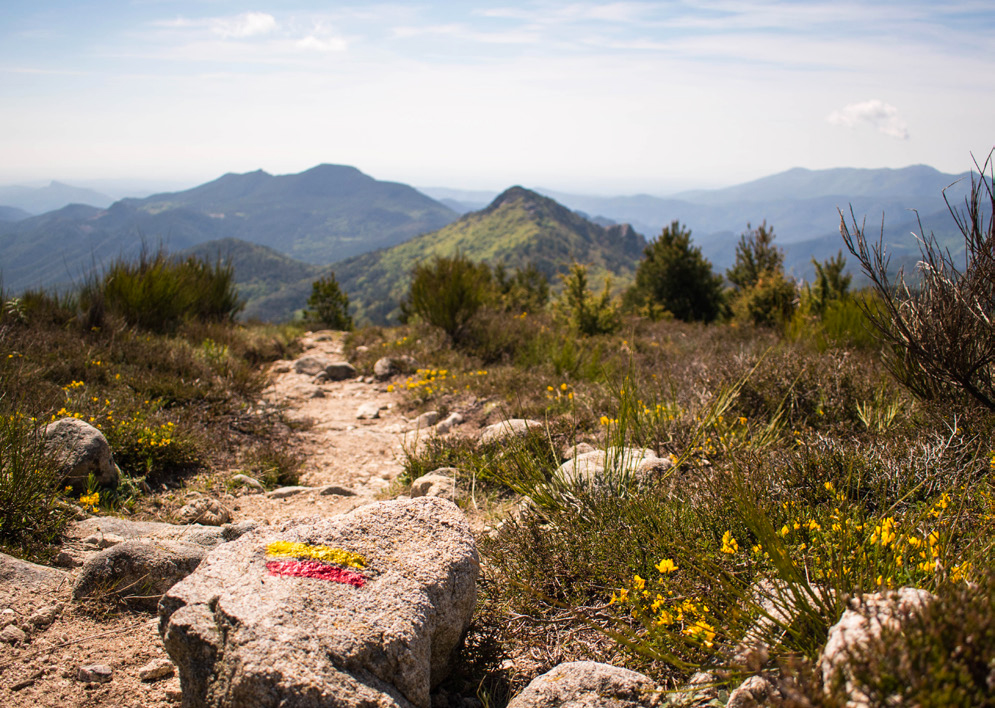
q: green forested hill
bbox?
[250,186,647,324]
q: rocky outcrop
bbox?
[159,497,479,708]
[819,587,935,707]
[73,539,207,609]
[42,417,121,488]
[506,661,663,708]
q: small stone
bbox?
[410,473,456,500]
[435,413,464,435]
[324,362,357,381]
[562,442,596,461]
[267,486,311,499]
[230,474,265,493]
[479,419,542,445]
[29,604,62,629]
[78,664,113,683]
[0,624,26,644]
[175,498,232,526]
[410,411,439,429]
[356,402,382,420]
[138,658,175,682]
[1,608,16,627]
[317,485,356,497]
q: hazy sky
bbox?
[2,1,993,194]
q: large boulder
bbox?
[554,448,672,488]
[159,496,479,708]
[42,417,121,488]
[479,419,542,445]
[73,539,207,609]
[506,661,663,708]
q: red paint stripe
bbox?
[265,560,366,587]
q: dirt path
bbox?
[232,330,411,524]
[0,330,427,707]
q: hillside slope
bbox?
[253,187,647,324]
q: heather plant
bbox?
[841,150,995,412]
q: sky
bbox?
[2,1,994,195]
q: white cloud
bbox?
[212,12,277,39]
[827,100,910,140]
[295,35,347,52]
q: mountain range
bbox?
[0,161,980,323]
[0,165,456,293]
[241,186,646,323]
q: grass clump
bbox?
[0,412,74,561]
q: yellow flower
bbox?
[720,530,739,554]
[609,588,629,605]
[632,574,646,591]
[655,558,678,574]
[560,383,568,391]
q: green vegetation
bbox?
[354,160,995,704]
[303,273,353,330]
[0,254,298,560]
[726,221,797,328]
[624,220,724,322]
[81,246,243,334]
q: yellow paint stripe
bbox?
[266,541,367,569]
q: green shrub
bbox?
[402,254,493,346]
[0,413,73,561]
[303,273,353,330]
[83,247,243,334]
[730,270,797,328]
[625,220,725,323]
[557,263,621,336]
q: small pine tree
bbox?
[558,263,620,336]
[726,221,784,291]
[726,221,796,327]
[304,273,353,330]
[625,221,724,323]
[808,250,852,315]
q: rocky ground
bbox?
[0,331,471,707]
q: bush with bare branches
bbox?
[840,150,995,410]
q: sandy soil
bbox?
[0,330,436,706]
